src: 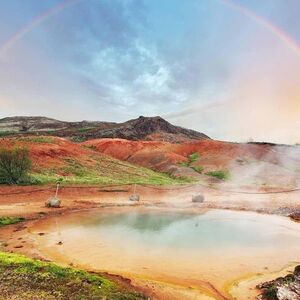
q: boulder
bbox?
[129,194,140,202]
[45,197,61,208]
[277,286,300,300]
[192,194,205,203]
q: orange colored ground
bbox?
[1,136,298,174]
[83,138,300,188]
[82,138,294,170]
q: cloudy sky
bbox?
[0,0,299,143]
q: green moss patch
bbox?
[77,127,95,133]
[178,152,200,168]
[192,166,204,174]
[0,252,146,300]
[188,152,200,163]
[17,137,56,144]
[205,170,229,180]
[0,131,15,137]
[0,217,25,227]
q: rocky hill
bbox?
[0,116,115,133]
[0,116,209,142]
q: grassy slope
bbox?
[31,156,191,185]
[0,252,146,300]
[0,136,192,186]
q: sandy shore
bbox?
[0,184,300,300]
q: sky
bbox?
[0,0,300,144]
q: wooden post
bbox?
[55,182,60,198]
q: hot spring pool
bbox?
[32,209,300,299]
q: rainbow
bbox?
[0,0,82,57]
[220,0,300,57]
[1,0,300,59]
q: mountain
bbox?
[0,116,115,133]
[0,116,210,142]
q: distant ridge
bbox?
[0,115,210,142]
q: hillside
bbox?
[0,133,299,189]
[0,136,189,185]
[0,116,210,143]
[1,118,299,190]
[83,138,300,189]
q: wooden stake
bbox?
[55,182,60,198]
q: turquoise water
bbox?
[59,209,300,250]
[37,208,300,299]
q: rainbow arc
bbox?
[1,0,299,59]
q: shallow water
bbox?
[53,209,300,249]
[49,211,300,251]
[32,209,300,299]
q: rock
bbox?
[277,286,299,300]
[45,197,61,208]
[129,194,140,202]
[294,266,300,277]
[192,194,205,203]
[289,212,300,223]
[257,265,300,300]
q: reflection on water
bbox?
[57,209,300,250]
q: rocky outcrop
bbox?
[257,266,300,300]
[75,116,210,142]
